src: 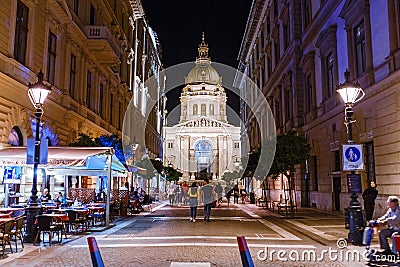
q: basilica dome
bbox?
[185,33,222,85]
[185,62,222,85]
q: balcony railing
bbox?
[83,26,120,62]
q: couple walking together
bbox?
[189,179,214,222]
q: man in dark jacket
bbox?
[202,179,214,222]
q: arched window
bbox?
[8,126,23,146]
[201,104,206,115]
[209,104,214,115]
[193,104,198,115]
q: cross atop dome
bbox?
[197,32,210,60]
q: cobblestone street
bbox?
[0,201,378,266]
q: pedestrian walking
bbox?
[189,182,199,222]
[168,186,175,206]
[215,183,223,206]
[233,184,239,204]
[182,181,189,205]
[241,189,247,204]
[174,185,181,205]
[202,179,214,222]
[226,189,232,207]
[362,180,378,222]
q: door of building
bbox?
[333,176,341,211]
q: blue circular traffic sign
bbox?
[345,147,361,162]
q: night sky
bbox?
[141,0,252,116]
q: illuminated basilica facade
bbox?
[164,36,241,181]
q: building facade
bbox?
[236,0,400,215]
[0,0,164,203]
[164,36,241,182]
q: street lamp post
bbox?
[336,69,365,245]
[24,71,51,243]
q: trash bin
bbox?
[249,192,255,204]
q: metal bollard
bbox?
[347,206,365,245]
[87,237,105,267]
[237,236,254,267]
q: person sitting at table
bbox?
[143,192,152,205]
[40,188,52,202]
[131,190,140,201]
[55,192,67,207]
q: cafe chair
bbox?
[34,215,61,246]
[0,220,14,256]
[10,216,25,252]
[112,202,121,216]
[66,210,85,232]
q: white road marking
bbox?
[171,263,210,267]
[71,243,316,248]
[235,204,301,241]
[148,216,255,221]
[284,220,338,241]
[258,219,301,240]
[313,225,344,228]
[101,235,282,241]
[239,205,261,218]
[151,203,167,212]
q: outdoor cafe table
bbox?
[87,206,105,213]
[0,207,24,213]
[0,207,24,217]
[42,213,69,221]
[55,208,89,216]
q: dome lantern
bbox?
[185,33,222,85]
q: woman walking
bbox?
[168,186,175,206]
[362,181,378,222]
[189,182,199,222]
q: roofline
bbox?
[237,0,269,63]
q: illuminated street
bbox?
[1,0,400,266]
[2,201,371,266]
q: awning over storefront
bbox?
[0,146,127,175]
[0,146,126,227]
[129,165,147,174]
